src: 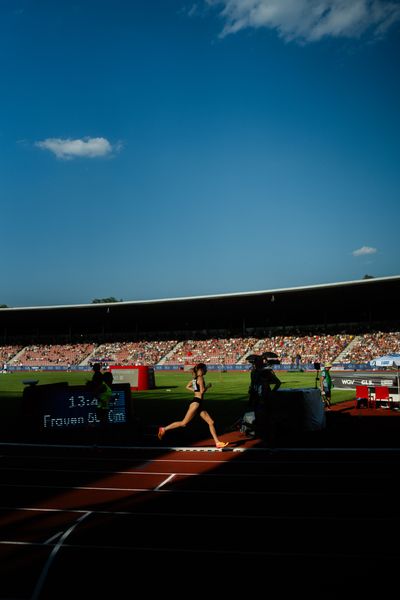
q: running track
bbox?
[1,434,400,599]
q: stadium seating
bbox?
[1,329,400,369]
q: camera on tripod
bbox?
[313,361,321,388]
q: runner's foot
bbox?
[216,441,229,448]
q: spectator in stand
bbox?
[157,363,228,448]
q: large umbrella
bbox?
[370,355,400,402]
[370,354,400,367]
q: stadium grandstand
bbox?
[1,275,399,372]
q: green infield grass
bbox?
[0,369,354,440]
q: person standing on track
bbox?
[95,370,114,426]
[320,362,333,409]
[158,362,228,448]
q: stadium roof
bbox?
[1,275,399,340]
[2,274,400,312]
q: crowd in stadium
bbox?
[1,329,399,369]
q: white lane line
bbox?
[1,539,396,560]
[0,457,231,466]
[0,466,393,479]
[2,441,400,452]
[30,511,91,600]
[154,473,175,491]
[0,466,199,477]
[0,442,245,452]
[1,506,397,521]
[0,483,153,492]
[0,483,373,496]
[44,531,63,544]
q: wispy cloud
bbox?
[206,0,400,42]
[187,3,200,17]
[35,136,121,160]
[352,246,377,257]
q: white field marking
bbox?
[1,506,397,522]
[44,531,63,544]
[0,454,234,473]
[0,483,371,496]
[154,473,175,491]
[2,441,400,453]
[0,466,199,477]
[0,539,395,560]
[0,466,390,480]
[0,483,152,492]
[2,441,400,457]
[0,442,246,452]
[1,458,399,473]
[30,511,91,600]
[3,457,398,472]
[3,441,400,456]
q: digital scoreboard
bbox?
[22,382,133,437]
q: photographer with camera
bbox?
[247,352,281,443]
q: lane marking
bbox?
[2,441,400,453]
[0,466,394,480]
[0,466,199,477]
[30,511,91,600]
[0,442,244,452]
[2,539,399,560]
[44,531,63,544]
[0,483,384,495]
[154,473,175,491]
[1,505,399,522]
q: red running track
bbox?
[1,432,400,599]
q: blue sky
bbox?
[1,0,399,307]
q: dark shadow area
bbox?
[323,410,400,447]
[249,408,400,449]
[2,415,400,597]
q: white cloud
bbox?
[187,3,200,17]
[352,246,377,257]
[35,136,119,159]
[206,0,400,41]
